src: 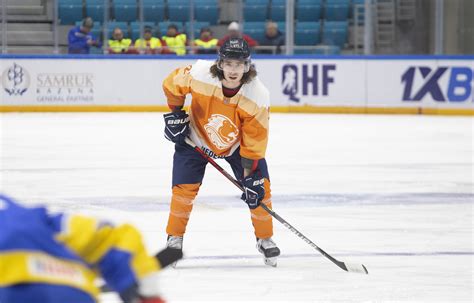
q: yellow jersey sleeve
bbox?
[162,64,193,108]
[55,215,159,291]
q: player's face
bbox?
[221,59,245,84]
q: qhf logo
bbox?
[282,64,336,102]
[2,63,30,96]
[401,66,473,102]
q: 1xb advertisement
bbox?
[367,60,473,108]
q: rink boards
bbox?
[0,55,473,115]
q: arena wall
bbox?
[1,55,473,115]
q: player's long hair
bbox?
[210,61,257,84]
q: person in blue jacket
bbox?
[0,194,182,303]
[68,17,102,54]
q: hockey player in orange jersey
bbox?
[162,38,280,266]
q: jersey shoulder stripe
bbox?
[190,60,220,86]
[241,76,270,108]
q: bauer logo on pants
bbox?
[204,114,239,150]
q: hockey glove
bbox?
[163,111,190,145]
[241,171,265,209]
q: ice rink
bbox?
[0,113,473,302]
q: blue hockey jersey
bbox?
[0,194,160,303]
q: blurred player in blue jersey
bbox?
[0,194,182,303]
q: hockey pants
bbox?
[166,143,273,239]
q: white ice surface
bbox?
[0,113,473,302]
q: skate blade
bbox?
[264,257,277,267]
[171,261,178,268]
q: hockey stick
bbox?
[184,137,368,274]
[100,246,183,293]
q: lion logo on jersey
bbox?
[204,114,239,150]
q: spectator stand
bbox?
[58,0,359,56]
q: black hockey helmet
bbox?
[219,38,250,60]
[218,38,251,71]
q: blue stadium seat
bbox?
[142,0,165,23]
[194,3,219,25]
[142,0,165,5]
[243,2,268,22]
[245,0,268,3]
[245,21,285,38]
[59,0,82,3]
[130,22,156,28]
[196,0,218,3]
[241,22,265,43]
[245,28,265,44]
[276,21,286,34]
[85,0,104,22]
[113,0,137,22]
[296,0,322,22]
[295,21,321,46]
[59,0,82,5]
[243,22,266,31]
[325,0,350,21]
[86,0,103,6]
[184,21,211,39]
[351,0,366,24]
[130,22,156,40]
[270,0,286,22]
[322,21,348,48]
[59,2,83,25]
[168,3,190,22]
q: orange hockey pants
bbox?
[166,179,273,239]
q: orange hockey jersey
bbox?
[163,60,270,160]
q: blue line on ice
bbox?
[183,251,474,260]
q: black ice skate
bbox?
[166,235,183,268]
[256,237,280,267]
